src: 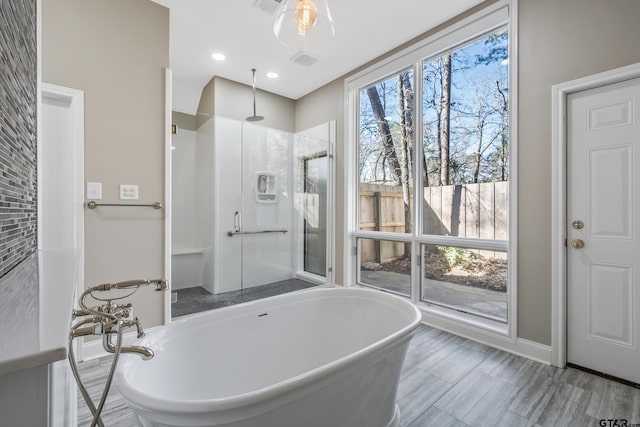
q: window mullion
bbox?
[412,61,424,303]
[413,61,424,238]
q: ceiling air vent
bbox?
[253,0,283,14]
[290,51,318,67]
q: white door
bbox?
[41,96,76,250]
[567,77,640,383]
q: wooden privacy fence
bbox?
[360,182,508,263]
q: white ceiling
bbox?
[151,0,486,115]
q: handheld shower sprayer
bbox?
[89,278,168,293]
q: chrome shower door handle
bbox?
[234,211,241,233]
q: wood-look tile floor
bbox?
[76,356,138,427]
[77,324,640,426]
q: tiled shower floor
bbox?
[171,278,318,318]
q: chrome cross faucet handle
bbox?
[121,316,146,339]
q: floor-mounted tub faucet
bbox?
[68,278,168,427]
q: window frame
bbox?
[344,0,518,341]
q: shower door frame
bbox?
[302,152,328,277]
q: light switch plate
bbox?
[87,182,102,200]
[120,184,139,200]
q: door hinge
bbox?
[564,238,567,247]
[353,246,357,256]
[328,267,333,272]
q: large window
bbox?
[349,4,512,330]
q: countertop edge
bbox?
[0,250,79,377]
[0,347,66,377]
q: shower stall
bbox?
[171,115,333,317]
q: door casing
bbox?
[551,61,640,368]
[40,82,85,427]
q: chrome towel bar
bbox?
[227,228,288,237]
[86,201,163,209]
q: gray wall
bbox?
[0,0,38,278]
[198,76,295,132]
[42,0,170,327]
[517,0,640,345]
[293,0,640,346]
[172,111,197,132]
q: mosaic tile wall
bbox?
[0,0,38,279]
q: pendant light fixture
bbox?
[273,0,335,51]
[246,68,264,122]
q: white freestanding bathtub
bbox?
[115,287,421,427]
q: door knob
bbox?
[571,239,585,249]
[572,220,584,230]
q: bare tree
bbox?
[495,80,509,182]
[440,53,452,186]
[397,72,414,238]
[366,86,402,185]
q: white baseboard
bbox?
[514,337,553,365]
[419,313,552,365]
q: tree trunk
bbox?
[435,73,442,185]
[399,73,415,174]
[440,53,452,186]
[472,127,483,183]
[366,86,402,185]
[423,153,429,187]
[472,109,487,183]
[496,80,509,181]
[397,74,413,243]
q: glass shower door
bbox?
[295,129,330,281]
[239,122,295,298]
[302,154,327,277]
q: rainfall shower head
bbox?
[246,68,264,122]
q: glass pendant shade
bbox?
[273,0,335,51]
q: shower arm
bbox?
[252,75,258,117]
[246,68,264,122]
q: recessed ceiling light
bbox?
[211,52,226,61]
[266,72,279,79]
